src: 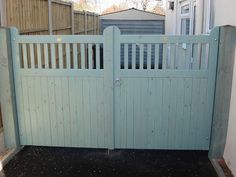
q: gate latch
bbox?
[115,78,121,87]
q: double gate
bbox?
[11,26,219,150]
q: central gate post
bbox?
[103,26,120,149]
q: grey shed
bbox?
[100,8,165,68]
[100,8,165,35]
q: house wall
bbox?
[214,0,236,175]
[165,1,177,34]
[165,0,236,175]
[165,0,209,35]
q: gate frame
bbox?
[0,26,235,159]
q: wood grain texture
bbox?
[10,26,220,151]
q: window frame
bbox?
[178,0,192,35]
[205,0,213,33]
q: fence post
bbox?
[71,2,74,34]
[0,28,20,149]
[48,0,53,35]
[93,13,96,35]
[0,0,7,26]
[103,26,120,149]
[209,26,236,158]
[84,11,87,35]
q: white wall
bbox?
[165,0,205,35]
[165,0,178,35]
[214,0,236,176]
[223,49,236,176]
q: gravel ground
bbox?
[0,146,218,177]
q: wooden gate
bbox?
[11,26,220,150]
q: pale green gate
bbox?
[11,26,220,150]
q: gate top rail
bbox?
[10,26,220,73]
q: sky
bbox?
[71,0,166,14]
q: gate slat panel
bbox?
[124,44,128,69]
[68,77,77,146]
[48,77,57,145]
[182,78,193,148]
[147,78,156,148]
[76,77,84,146]
[162,44,167,69]
[28,77,38,144]
[90,78,98,147]
[154,44,159,70]
[133,79,141,147]
[154,79,163,148]
[82,78,91,146]
[170,44,175,69]
[168,79,178,148]
[80,44,85,69]
[29,44,35,69]
[198,79,208,149]
[62,78,72,146]
[41,77,51,146]
[54,78,65,146]
[126,78,134,148]
[73,44,78,69]
[175,78,185,149]
[161,78,171,148]
[120,79,127,148]
[15,77,26,144]
[58,44,63,69]
[88,44,93,69]
[190,79,201,149]
[201,44,207,70]
[36,44,42,69]
[44,44,49,69]
[66,44,71,69]
[139,44,144,69]
[147,44,152,69]
[22,44,28,69]
[115,79,121,147]
[96,79,105,147]
[20,77,30,144]
[192,44,199,70]
[35,77,44,145]
[96,44,100,70]
[132,44,136,69]
[50,44,56,69]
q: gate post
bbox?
[103,26,120,149]
[0,28,20,149]
[209,26,236,158]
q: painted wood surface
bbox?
[11,26,219,150]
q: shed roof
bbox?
[100,8,165,21]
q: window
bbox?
[181,4,190,14]
[179,1,191,35]
[181,18,190,35]
[205,0,214,33]
[192,3,196,34]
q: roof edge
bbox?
[100,7,165,17]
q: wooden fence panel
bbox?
[6,0,49,35]
[51,0,72,35]
[74,11,86,34]
[3,0,99,35]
